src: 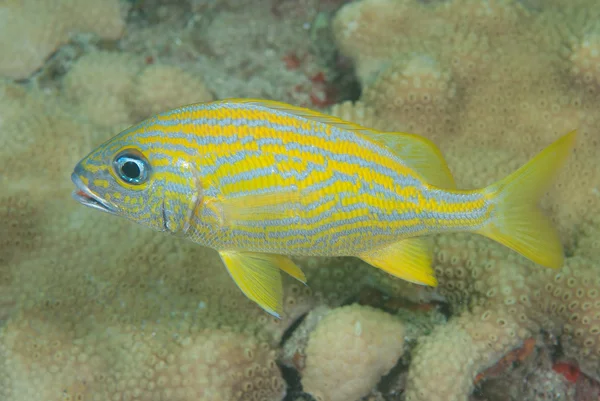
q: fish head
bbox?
[71,127,202,235]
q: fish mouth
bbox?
[71,172,117,215]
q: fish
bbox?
[71,98,576,317]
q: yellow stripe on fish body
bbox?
[71,98,577,318]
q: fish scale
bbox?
[71,98,577,317]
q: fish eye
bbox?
[113,150,151,185]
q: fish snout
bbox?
[70,168,117,215]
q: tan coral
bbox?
[0,308,286,401]
[0,58,317,400]
[301,304,405,401]
[328,0,600,389]
[0,0,126,80]
[569,33,600,89]
[62,51,215,130]
[438,0,533,43]
[405,307,529,401]
[62,51,144,129]
[361,55,458,137]
[130,64,214,121]
[331,0,449,85]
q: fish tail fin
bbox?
[476,130,577,268]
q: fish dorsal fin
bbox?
[224,99,456,189]
[224,98,378,135]
[367,132,456,189]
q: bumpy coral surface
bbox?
[62,51,213,128]
[329,0,600,398]
[0,0,126,79]
[0,74,296,400]
[301,304,405,401]
[2,0,600,400]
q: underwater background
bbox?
[1,0,600,400]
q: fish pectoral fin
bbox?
[218,191,302,225]
[367,132,456,189]
[359,238,437,287]
[219,251,306,318]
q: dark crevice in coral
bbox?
[279,312,308,347]
[309,8,362,105]
[437,300,453,319]
[376,358,409,401]
[29,36,106,89]
[328,52,362,103]
[279,363,315,401]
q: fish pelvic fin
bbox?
[476,130,577,269]
[218,251,307,318]
[359,237,437,287]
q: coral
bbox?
[330,95,600,399]
[406,307,529,401]
[0,71,302,400]
[569,34,600,89]
[62,51,144,128]
[0,310,286,401]
[331,0,445,85]
[62,50,214,129]
[120,0,340,109]
[328,0,600,395]
[0,0,126,80]
[130,63,214,120]
[281,306,331,372]
[300,304,405,401]
[361,56,458,136]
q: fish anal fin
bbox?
[359,238,437,287]
[218,251,307,317]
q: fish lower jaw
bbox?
[71,173,117,215]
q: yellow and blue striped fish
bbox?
[71,99,576,317]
